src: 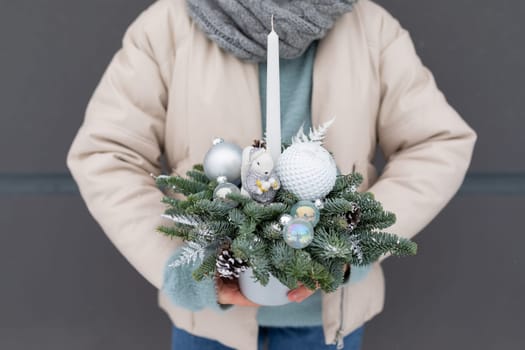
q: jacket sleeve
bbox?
[163,248,232,312]
[66,6,179,289]
[364,4,478,260]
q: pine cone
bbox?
[345,203,361,231]
[216,249,248,279]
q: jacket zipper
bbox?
[334,286,345,349]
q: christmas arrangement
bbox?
[154,124,417,302]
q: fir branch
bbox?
[352,191,396,230]
[186,225,215,244]
[358,210,396,231]
[186,169,210,184]
[161,213,201,227]
[283,249,313,285]
[250,257,271,286]
[192,253,217,281]
[348,234,364,264]
[292,119,334,144]
[169,242,205,268]
[317,215,348,231]
[275,189,299,206]
[162,196,192,211]
[356,231,417,265]
[154,174,172,188]
[326,260,346,288]
[161,195,180,207]
[192,164,205,172]
[228,208,247,226]
[165,176,209,196]
[238,219,257,237]
[322,198,354,215]
[307,227,353,261]
[191,221,236,241]
[207,179,219,191]
[301,261,336,292]
[187,190,213,202]
[231,233,266,264]
[157,225,192,240]
[225,191,252,206]
[307,118,335,143]
[190,199,232,217]
[271,269,299,290]
[243,202,287,222]
[328,173,363,197]
[261,222,282,240]
[270,241,295,271]
[271,243,335,291]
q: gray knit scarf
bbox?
[186,0,358,62]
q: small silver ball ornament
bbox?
[212,137,224,146]
[203,140,242,184]
[314,199,324,209]
[213,182,241,207]
[279,214,292,226]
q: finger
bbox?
[227,291,260,307]
[217,279,259,307]
[220,288,259,307]
[287,285,315,303]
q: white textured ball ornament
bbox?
[276,143,337,201]
[203,139,243,184]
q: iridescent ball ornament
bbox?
[203,138,243,184]
[282,218,314,249]
[290,200,320,226]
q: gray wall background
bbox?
[1,0,524,349]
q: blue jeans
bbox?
[171,325,365,350]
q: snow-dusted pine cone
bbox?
[216,249,248,279]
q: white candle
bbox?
[266,15,281,165]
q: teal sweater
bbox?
[162,41,370,326]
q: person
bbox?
[66,0,477,349]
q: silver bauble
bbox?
[279,214,292,226]
[212,137,224,146]
[203,140,242,184]
[213,182,241,207]
[314,199,325,209]
[276,142,337,201]
[216,176,228,184]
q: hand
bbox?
[216,277,259,307]
[287,282,317,303]
[216,277,316,305]
[288,264,350,303]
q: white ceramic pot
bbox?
[238,268,291,306]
